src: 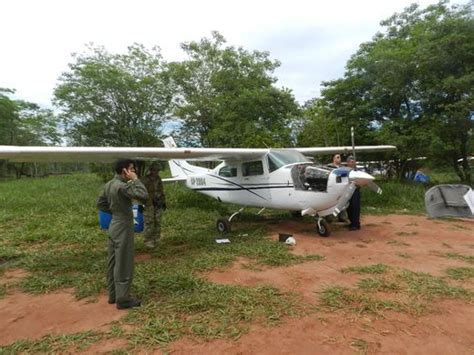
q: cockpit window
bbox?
[242,161,264,176]
[219,166,237,177]
[267,150,310,172]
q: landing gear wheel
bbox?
[316,219,331,237]
[216,218,231,233]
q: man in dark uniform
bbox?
[346,156,361,230]
[328,154,348,223]
[141,163,166,249]
[97,159,148,309]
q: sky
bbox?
[0,0,465,107]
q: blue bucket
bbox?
[99,210,112,230]
[98,204,144,233]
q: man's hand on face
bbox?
[123,168,138,181]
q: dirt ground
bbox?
[1,214,473,353]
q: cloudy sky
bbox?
[0,0,464,107]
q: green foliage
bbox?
[54,44,172,147]
[299,2,474,183]
[0,88,61,147]
[361,180,426,214]
[169,31,299,148]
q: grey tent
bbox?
[425,184,473,218]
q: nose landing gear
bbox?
[316,216,331,237]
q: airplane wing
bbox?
[0,145,268,163]
[295,145,396,155]
[0,141,395,163]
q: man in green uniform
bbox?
[141,163,166,249]
[97,159,148,309]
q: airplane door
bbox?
[240,159,272,207]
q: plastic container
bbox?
[98,204,144,233]
[132,204,144,233]
[278,233,293,242]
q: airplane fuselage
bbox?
[172,151,354,217]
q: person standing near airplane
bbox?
[328,154,348,223]
[141,163,167,249]
[346,156,361,230]
[97,159,148,309]
[328,154,342,168]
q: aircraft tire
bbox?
[216,218,231,233]
[316,219,331,237]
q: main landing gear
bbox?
[316,216,331,237]
[216,207,266,233]
[216,208,244,233]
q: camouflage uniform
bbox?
[97,175,148,303]
[141,171,166,246]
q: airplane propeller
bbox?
[332,170,382,217]
[367,181,383,195]
[333,182,357,216]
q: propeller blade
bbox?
[333,182,357,216]
[348,170,375,185]
[368,181,382,195]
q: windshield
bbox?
[267,150,311,172]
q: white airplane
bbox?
[0,138,395,236]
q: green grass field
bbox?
[0,173,469,352]
[0,174,322,351]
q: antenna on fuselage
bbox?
[351,126,356,161]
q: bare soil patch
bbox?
[0,268,29,285]
[170,299,474,354]
[194,214,474,354]
[0,289,124,346]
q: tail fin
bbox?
[163,137,203,178]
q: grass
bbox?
[0,173,320,350]
[441,252,474,264]
[387,240,410,247]
[0,331,103,353]
[395,231,418,237]
[320,266,472,316]
[361,180,426,214]
[445,267,474,281]
[341,264,389,275]
[0,173,470,351]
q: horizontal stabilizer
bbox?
[162,177,187,183]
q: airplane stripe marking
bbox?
[192,186,294,191]
[206,174,267,200]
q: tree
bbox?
[0,88,61,177]
[169,32,299,148]
[302,1,473,182]
[0,88,60,146]
[54,44,172,147]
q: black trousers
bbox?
[347,188,361,228]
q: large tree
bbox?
[54,44,172,147]
[301,1,473,182]
[169,32,299,148]
[0,88,60,146]
[0,88,61,177]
